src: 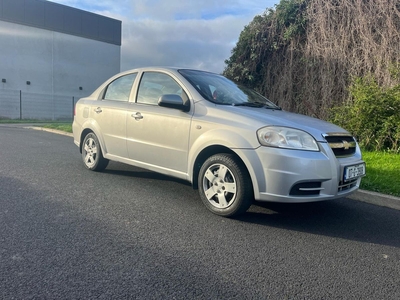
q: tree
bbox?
[224,0,400,121]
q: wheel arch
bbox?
[79,124,106,155]
[79,128,94,153]
[191,145,253,192]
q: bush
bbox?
[330,76,400,152]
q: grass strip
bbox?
[361,151,400,197]
[42,123,73,133]
[0,119,56,123]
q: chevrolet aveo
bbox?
[73,67,365,217]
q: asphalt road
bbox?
[1,125,400,299]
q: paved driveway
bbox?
[1,125,400,299]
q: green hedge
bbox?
[330,76,400,153]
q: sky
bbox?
[48,0,280,73]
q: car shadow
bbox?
[102,161,191,186]
[103,162,400,248]
[238,199,400,248]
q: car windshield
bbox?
[179,69,280,109]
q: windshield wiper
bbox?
[232,102,265,108]
[265,105,281,110]
[232,103,281,110]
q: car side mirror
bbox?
[158,94,190,112]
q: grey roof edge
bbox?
[0,0,121,46]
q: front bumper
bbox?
[239,142,364,203]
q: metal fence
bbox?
[0,89,80,120]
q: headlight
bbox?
[257,126,319,151]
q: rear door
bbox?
[91,73,137,158]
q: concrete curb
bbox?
[24,126,73,137]
[347,189,400,211]
[23,125,400,211]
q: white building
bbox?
[0,0,121,119]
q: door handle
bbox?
[94,107,102,113]
[131,112,143,120]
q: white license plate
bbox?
[344,163,366,181]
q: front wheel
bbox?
[82,132,109,171]
[198,154,253,217]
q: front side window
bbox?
[137,72,187,105]
[103,73,137,101]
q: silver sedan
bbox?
[73,67,365,217]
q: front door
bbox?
[126,71,192,176]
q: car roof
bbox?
[117,66,216,76]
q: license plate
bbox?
[344,163,366,181]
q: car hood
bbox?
[222,106,349,142]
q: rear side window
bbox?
[103,73,137,101]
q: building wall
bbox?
[0,20,120,96]
[0,0,121,119]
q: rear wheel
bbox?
[82,132,109,171]
[198,154,253,217]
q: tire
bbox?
[82,132,109,171]
[198,154,253,217]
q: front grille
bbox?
[338,178,358,192]
[324,134,357,157]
